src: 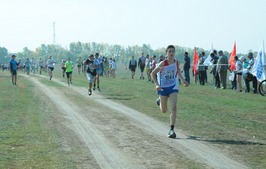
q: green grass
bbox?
[1,64,266,168]
[0,73,87,168]
[62,64,266,169]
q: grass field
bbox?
[0,63,265,168]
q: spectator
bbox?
[210,52,220,88]
[244,52,258,93]
[217,50,228,89]
[129,56,137,79]
[234,56,243,92]
[182,52,191,84]
[138,52,146,79]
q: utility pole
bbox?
[53,22,56,44]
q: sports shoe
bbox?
[88,89,92,96]
[168,130,176,139]
[156,98,160,106]
[97,87,101,92]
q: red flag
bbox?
[229,42,236,71]
[193,47,199,75]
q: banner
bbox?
[229,42,236,71]
[250,42,265,82]
[203,44,213,66]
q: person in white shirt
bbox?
[38,58,44,75]
[151,45,189,139]
[234,56,243,92]
[46,56,55,80]
[110,59,117,78]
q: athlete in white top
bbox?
[151,45,189,139]
[38,58,44,74]
[46,56,55,80]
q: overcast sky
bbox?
[0,0,265,54]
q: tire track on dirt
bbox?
[26,76,140,169]
[72,88,248,169]
[25,74,248,169]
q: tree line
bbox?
[1,42,211,64]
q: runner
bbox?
[151,45,189,138]
[24,58,31,75]
[93,53,102,91]
[145,54,152,81]
[61,59,66,78]
[110,59,117,78]
[65,57,74,86]
[30,58,36,74]
[9,55,18,85]
[38,58,44,75]
[103,57,110,78]
[46,56,55,80]
[129,55,137,79]
[76,56,83,75]
[83,54,98,96]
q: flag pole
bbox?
[263,39,265,66]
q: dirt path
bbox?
[24,74,249,169]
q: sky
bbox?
[0,0,266,54]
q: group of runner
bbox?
[9,47,184,139]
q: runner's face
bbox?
[166,48,175,58]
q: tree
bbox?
[0,46,8,63]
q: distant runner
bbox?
[65,57,74,86]
[83,54,98,96]
[76,56,83,75]
[9,55,18,85]
[47,56,55,80]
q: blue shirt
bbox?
[184,56,190,69]
[10,59,18,71]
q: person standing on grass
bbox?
[83,54,98,96]
[129,55,137,79]
[145,54,152,81]
[9,55,18,85]
[202,52,208,83]
[234,56,243,92]
[182,52,191,84]
[110,59,117,78]
[198,54,206,85]
[244,52,258,94]
[103,57,110,78]
[151,45,189,139]
[210,52,220,89]
[47,56,55,80]
[217,50,229,89]
[65,57,74,86]
[138,52,146,79]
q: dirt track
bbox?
[24,74,248,169]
